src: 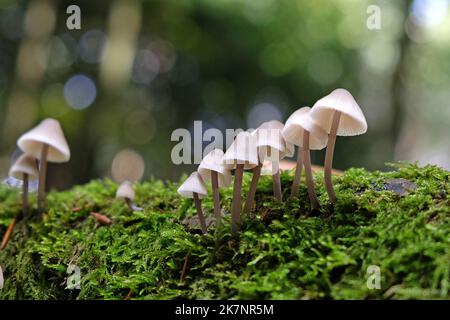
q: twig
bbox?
[179,251,191,284]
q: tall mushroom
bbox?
[17,118,70,211]
[116,180,142,211]
[282,107,328,210]
[177,172,208,234]
[310,89,367,203]
[223,131,258,235]
[197,149,231,225]
[246,121,293,209]
[1,154,39,250]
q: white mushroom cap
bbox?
[17,118,71,163]
[116,181,135,200]
[310,88,367,136]
[223,131,259,170]
[0,265,3,290]
[8,154,39,180]
[177,172,208,199]
[253,120,294,162]
[282,107,328,150]
[198,149,232,188]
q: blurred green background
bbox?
[0,0,449,190]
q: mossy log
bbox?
[0,162,449,299]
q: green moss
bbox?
[0,162,449,299]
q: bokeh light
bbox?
[78,29,107,64]
[111,148,145,182]
[63,74,97,110]
[247,102,283,129]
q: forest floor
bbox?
[0,162,449,300]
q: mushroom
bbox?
[9,153,39,217]
[310,89,367,202]
[246,121,293,209]
[223,131,258,234]
[197,149,231,225]
[177,172,208,234]
[0,154,39,250]
[17,118,70,211]
[282,107,328,210]
[115,181,142,211]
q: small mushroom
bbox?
[8,153,39,217]
[223,131,259,235]
[177,172,208,234]
[197,149,231,225]
[247,120,293,208]
[116,181,142,211]
[17,118,70,211]
[282,107,328,210]
[0,265,3,289]
[0,154,39,250]
[310,89,367,203]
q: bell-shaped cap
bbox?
[310,88,367,136]
[116,181,135,200]
[253,120,294,162]
[223,131,259,170]
[177,172,208,199]
[282,107,328,150]
[198,149,232,188]
[8,154,39,180]
[17,118,71,163]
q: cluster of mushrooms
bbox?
[1,118,71,250]
[178,88,367,235]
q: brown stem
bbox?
[211,171,221,225]
[22,173,29,217]
[324,111,341,203]
[243,163,261,213]
[37,143,49,211]
[272,161,282,201]
[0,218,17,250]
[303,131,320,210]
[193,192,207,234]
[291,147,303,197]
[231,164,244,235]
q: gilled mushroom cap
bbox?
[17,118,71,163]
[177,172,208,199]
[116,181,135,200]
[198,149,232,188]
[282,107,328,150]
[223,131,259,170]
[253,120,294,162]
[310,88,367,136]
[8,154,39,180]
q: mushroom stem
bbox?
[290,148,303,197]
[324,111,341,203]
[303,131,320,210]
[37,143,49,211]
[193,192,207,234]
[210,171,221,224]
[0,218,17,250]
[22,173,29,217]
[231,164,244,235]
[243,163,261,213]
[272,161,282,201]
